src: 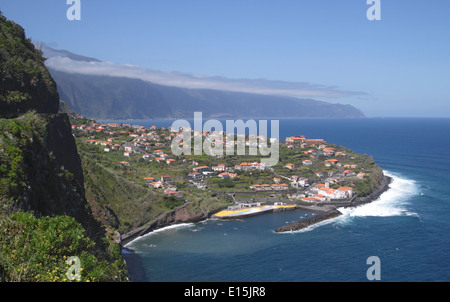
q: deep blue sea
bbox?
[116,118,450,282]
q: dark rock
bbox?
[274,209,342,233]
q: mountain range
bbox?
[40,45,366,120]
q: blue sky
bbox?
[1,0,449,117]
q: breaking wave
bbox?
[124,223,195,247]
[337,171,419,219]
[289,171,419,234]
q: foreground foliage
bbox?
[0,208,127,282]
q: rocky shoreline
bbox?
[121,175,392,245]
[120,203,214,246]
[274,175,392,233]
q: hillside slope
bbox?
[51,69,366,119]
[0,13,128,282]
[0,15,59,118]
[41,45,366,120]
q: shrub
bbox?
[0,211,126,282]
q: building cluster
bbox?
[73,119,367,204]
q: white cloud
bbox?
[45,56,365,99]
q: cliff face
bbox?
[0,12,93,226]
[50,69,366,120]
[121,203,212,246]
[0,112,95,231]
[46,113,85,194]
[0,13,59,118]
[0,13,128,281]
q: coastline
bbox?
[274,175,393,233]
[120,203,212,247]
[121,175,393,246]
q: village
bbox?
[70,115,376,217]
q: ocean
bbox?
[118,117,450,282]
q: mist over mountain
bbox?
[42,46,366,119]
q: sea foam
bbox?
[124,223,195,247]
[288,171,420,234]
[337,171,419,219]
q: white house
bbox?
[302,160,313,166]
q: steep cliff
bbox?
[0,12,128,282]
[0,13,59,118]
[0,113,89,224]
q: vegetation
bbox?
[0,112,129,282]
[0,12,130,282]
[0,12,59,117]
[0,208,127,282]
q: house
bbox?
[326,159,339,165]
[261,184,271,191]
[314,184,353,200]
[144,177,155,183]
[298,178,310,187]
[302,196,320,203]
[271,184,280,191]
[164,191,179,196]
[341,170,357,177]
[153,149,164,155]
[120,161,129,166]
[306,139,326,145]
[279,184,289,190]
[161,175,172,182]
[337,187,353,199]
[194,166,210,173]
[358,172,366,179]
[317,186,339,199]
[151,181,164,189]
[212,164,226,172]
[323,148,335,156]
[166,158,176,164]
[285,136,305,144]
[316,171,324,178]
[218,172,231,179]
[285,163,295,170]
[302,160,313,166]
[124,151,132,157]
[252,184,263,191]
[314,194,327,202]
[124,145,136,153]
[189,172,202,179]
[235,162,266,171]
